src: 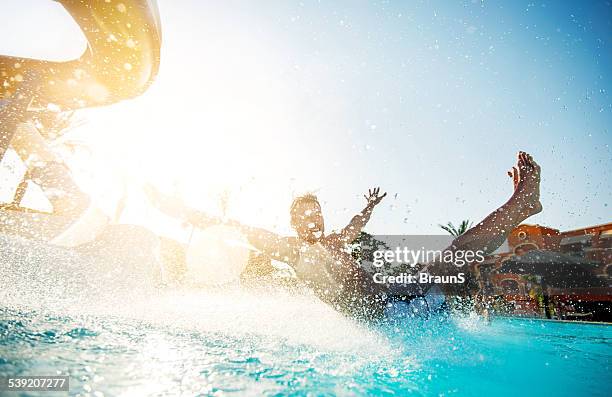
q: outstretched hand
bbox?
[144,184,220,227]
[364,187,387,206]
[144,184,188,219]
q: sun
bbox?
[62,67,300,240]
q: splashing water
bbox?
[1,233,611,396]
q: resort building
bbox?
[474,222,612,322]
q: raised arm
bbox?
[337,187,386,243]
[144,185,300,265]
[228,222,300,265]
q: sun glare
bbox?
[63,31,308,240]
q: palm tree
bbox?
[439,220,472,237]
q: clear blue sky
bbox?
[1,0,610,237]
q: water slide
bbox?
[0,0,168,287]
[1,0,162,162]
[0,2,250,285]
[0,1,163,260]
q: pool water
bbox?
[1,293,611,397]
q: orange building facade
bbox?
[473,222,612,321]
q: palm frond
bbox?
[439,220,472,237]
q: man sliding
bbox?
[146,151,542,322]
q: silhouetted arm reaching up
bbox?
[144,184,300,265]
[337,187,386,244]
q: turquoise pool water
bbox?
[1,304,610,397]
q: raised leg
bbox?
[450,151,542,254]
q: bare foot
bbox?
[507,151,542,216]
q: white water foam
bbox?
[0,233,394,358]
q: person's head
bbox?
[290,194,325,243]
